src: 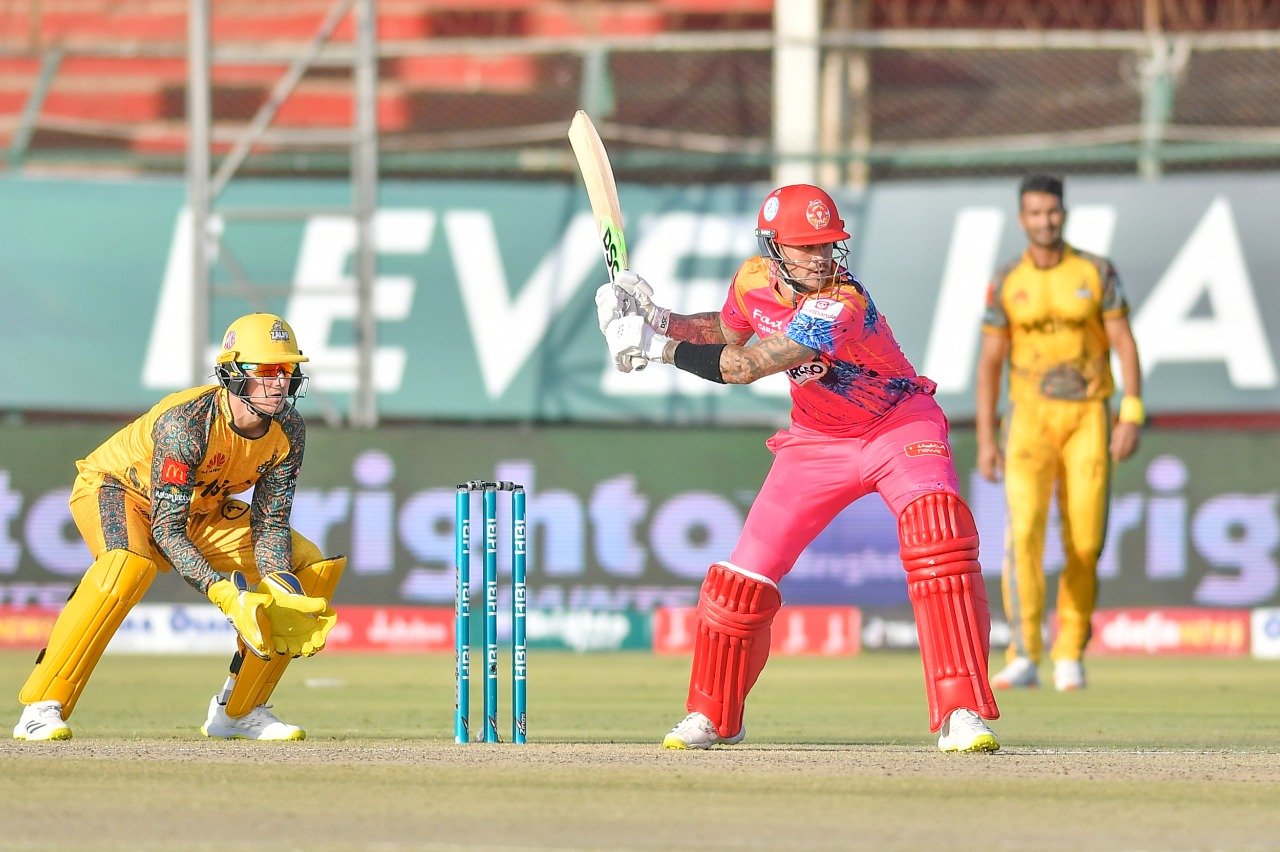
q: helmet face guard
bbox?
[216,362,309,400]
[214,313,309,416]
[755,229,852,295]
[756,184,853,295]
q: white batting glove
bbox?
[613,271,671,334]
[605,315,670,372]
[595,282,638,372]
[594,282,626,334]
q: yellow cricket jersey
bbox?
[71,385,306,584]
[981,244,1128,403]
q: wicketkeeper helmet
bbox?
[216,313,308,366]
[215,313,309,402]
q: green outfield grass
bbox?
[2,650,1278,850]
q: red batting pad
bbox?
[899,492,999,730]
[686,562,781,738]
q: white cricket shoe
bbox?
[1053,660,1086,692]
[991,656,1039,689]
[662,712,746,750]
[201,696,305,741]
[937,708,1000,753]
[12,700,72,741]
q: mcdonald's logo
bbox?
[159,458,190,486]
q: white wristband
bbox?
[644,330,673,362]
[650,307,671,335]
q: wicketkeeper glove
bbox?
[258,571,338,657]
[207,573,273,660]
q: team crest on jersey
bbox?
[786,360,828,386]
[904,440,949,458]
[806,199,831,230]
[269,320,290,342]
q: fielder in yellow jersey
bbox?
[13,313,345,741]
[975,174,1143,692]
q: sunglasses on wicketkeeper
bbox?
[236,362,298,378]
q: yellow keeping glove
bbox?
[207,573,273,660]
[259,572,337,657]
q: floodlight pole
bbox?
[187,0,211,386]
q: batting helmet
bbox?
[755,184,850,248]
[755,185,851,295]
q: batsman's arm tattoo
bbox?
[720,333,817,384]
[666,311,736,345]
[661,332,817,385]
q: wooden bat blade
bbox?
[568,110,629,279]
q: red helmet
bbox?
[755,185,851,296]
[755,184,850,246]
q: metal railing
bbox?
[2,24,1280,181]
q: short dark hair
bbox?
[1019,173,1064,201]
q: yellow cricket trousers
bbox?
[1001,397,1111,664]
[69,488,323,582]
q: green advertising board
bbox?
[3,172,1279,421]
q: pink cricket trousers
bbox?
[731,392,962,585]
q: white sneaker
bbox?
[991,656,1039,689]
[662,712,746,750]
[1053,659,1086,691]
[937,708,1000,753]
[201,696,305,741]
[12,700,72,741]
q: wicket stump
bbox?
[455,480,527,744]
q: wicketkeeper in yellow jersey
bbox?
[975,174,1143,692]
[13,313,344,741]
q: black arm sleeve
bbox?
[672,342,727,384]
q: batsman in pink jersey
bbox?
[596,184,1000,752]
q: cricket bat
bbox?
[567,110,645,371]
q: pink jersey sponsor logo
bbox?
[786,360,828,385]
[904,440,949,457]
[800,298,842,321]
[750,307,787,335]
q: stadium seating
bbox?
[0,0,773,161]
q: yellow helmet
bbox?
[216,313,309,366]
[215,313,309,409]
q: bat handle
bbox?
[609,280,647,372]
[613,286,635,316]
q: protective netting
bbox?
[2,0,1278,180]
